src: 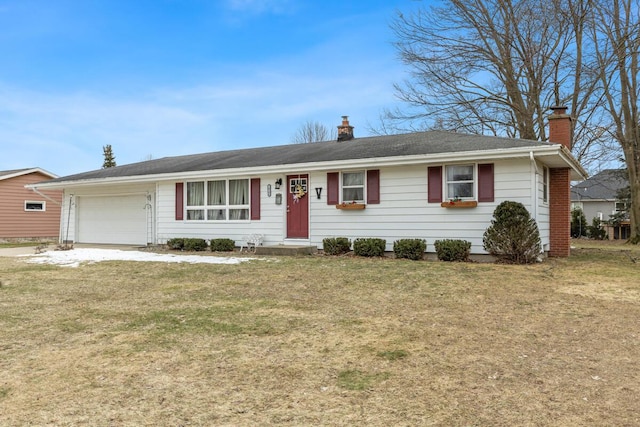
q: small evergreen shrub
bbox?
[434,239,471,262]
[571,208,587,237]
[483,201,541,264]
[323,237,351,255]
[393,239,426,260]
[166,238,185,250]
[210,238,235,252]
[587,217,607,240]
[183,238,208,252]
[353,238,386,257]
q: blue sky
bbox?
[0,0,424,176]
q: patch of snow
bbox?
[20,248,255,268]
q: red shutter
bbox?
[250,178,261,220]
[428,166,443,203]
[327,172,339,205]
[175,182,184,220]
[367,169,380,204]
[478,163,494,202]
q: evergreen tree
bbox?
[483,201,542,264]
[102,145,116,168]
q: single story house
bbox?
[0,168,63,242]
[571,169,630,239]
[29,109,586,257]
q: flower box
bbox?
[440,200,478,208]
[336,203,366,210]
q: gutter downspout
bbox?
[529,152,540,221]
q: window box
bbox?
[336,202,366,210]
[440,200,478,208]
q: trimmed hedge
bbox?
[210,238,236,252]
[183,238,208,251]
[323,237,352,255]
[393,239,426,261]
[353,238,386,257]
[167,237,208,251]
[166,238,185,250]
[434,239,471,262]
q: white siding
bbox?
[61,158,544,254]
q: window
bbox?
[185,179,249,221]
[327,170,380,205]
[445,165,474,200]
[342,171,364,202]
[542,166,549,203]
[25,201,45,211]
[615,201,628,213]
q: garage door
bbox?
[77,195,148,245]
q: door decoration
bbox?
[293,184,306,202]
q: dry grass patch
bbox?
[1,244,639,425]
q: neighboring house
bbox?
[29,110,586,257]
[571,169,630,239]
[0,168,63,242]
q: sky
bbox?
[0,0,425,177]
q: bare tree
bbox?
[591,0,640,242]
[387,0,617,171]
[291,120,335,143]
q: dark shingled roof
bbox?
[47,130,555,183]
[571,169,628,200]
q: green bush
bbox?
[183,238,208,252]
[210,238,236,252]
[323,237,351,255]
[571,208,587,237]
[587,217,607,240]
[482,201,541,264]
[166,238,185,250]
[434,239,471,262]
[353,238,386,257]
[393,239,426,260]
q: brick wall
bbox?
[548,168,571,257]
[548,106,572,257]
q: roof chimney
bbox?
[548,106,572,150]
[337,116,354,141]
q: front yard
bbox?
[1,241,638,425]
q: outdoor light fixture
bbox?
[315,187,322,199]
[275,178,282,189]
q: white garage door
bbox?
[77,195,148,245]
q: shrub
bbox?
[166,238,185,250]
[393,239,426,260]
[483,201,541,264]
[182,238,208,252]
[587,217,607,240]
[210,238,235,252]
[323,237,351,255]
[434,239,471,262]
[353,238,386,257]
[571,208,587,237]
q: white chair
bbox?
[240,234,264,252]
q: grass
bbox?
[0,240,639,425]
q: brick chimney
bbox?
[337,116,354,141]
[547,106,572,257]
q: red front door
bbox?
[286,174,309,239]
